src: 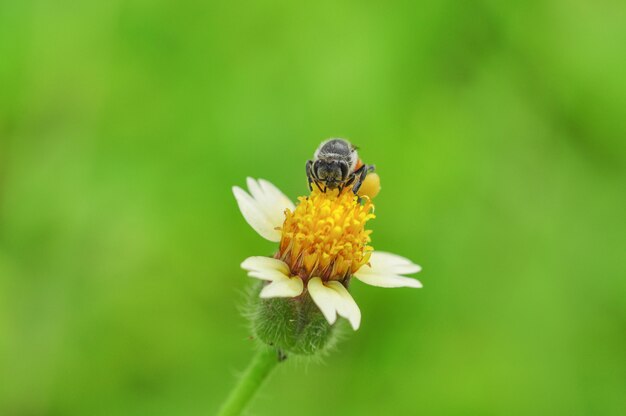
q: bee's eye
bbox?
[339,161,349,180]
[313,160,324,177]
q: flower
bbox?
[233,177,422,331]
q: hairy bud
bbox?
[246,282,340,356]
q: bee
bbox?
[306,138,379,197]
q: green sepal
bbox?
[246,281,339,356]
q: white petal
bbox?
[256,178,295,233]
[245,177,263,199]
[247,270,288,281]
[308,278,361,330]
[241,256,291,281]
[233,186,282,242]
[260,276,303,298]
[367,251,422,274]
[354,251,422,288]
[241,256,290,274]
[390,263,422,274]
[258,178,296,213]
[307,277,338,325]
[246,178,285,222]
[232,178,294,242]
[326,281,361,330]
[354,272,423,288]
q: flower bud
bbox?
[247,282,339,356]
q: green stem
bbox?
[217,347,282,416]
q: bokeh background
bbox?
[1,1,625,415]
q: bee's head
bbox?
[313,159,349,188]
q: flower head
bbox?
[279,188,374,282]
[233,177,422,334]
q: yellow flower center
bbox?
[278,188,375,282]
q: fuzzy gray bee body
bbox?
[306,138,374,194]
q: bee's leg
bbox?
[351,165,371,194]
[306,160,315,191]
[352,165,366,177]
[342,175,356,194]
[307,160,326,192]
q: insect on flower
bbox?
[306,138,376,195]
[232,139,421,332]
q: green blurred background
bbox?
[1,1,625,415]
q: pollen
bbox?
[278,188,375,283]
